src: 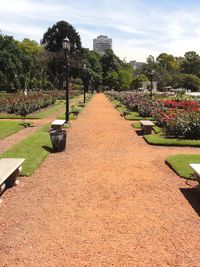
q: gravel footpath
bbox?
[0,94,200,266]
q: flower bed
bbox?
[0,92,57,116]
[106,91,200,140]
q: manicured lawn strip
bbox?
[108,98,155,121]
[109,99,127,113]
[166,154,200,179]
[153,126,163,134]
[132,122,141,129]
[27,100,65,119]
[0,124,52,176]
[0,121,29,139]
[57,94,91,120]
[0,95,84,176]
[125,112,154,121]
[144,133,200,147]
[35,95,83,119]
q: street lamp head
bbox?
[83,64,87,70]
[62,37,71,51]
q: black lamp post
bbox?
[83,64,87,103]
[62,37,71,123]
[149,70,155,99]
[135,75,139,93]
[90,77,94,93]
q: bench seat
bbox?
[0,158,25,194]
[189,164,200,190]
[140,120,155,135]
[51,119,65,130]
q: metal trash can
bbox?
[50,129,67,152]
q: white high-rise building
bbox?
[93,35,112,55]
[130,60,145,69]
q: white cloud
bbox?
[1,0,200,61]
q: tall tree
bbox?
[42,21,82,53]
[17,38,49,90]
[156,53,179,73]
[181,51,200,77]
[41,21,82,89]
[0,34,31,90]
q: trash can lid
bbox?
[51,120,65,126]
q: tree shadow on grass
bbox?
[42,145,53,153]
[180,188,200,216]
[19,122,34,128]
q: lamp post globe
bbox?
[62,37,71,51]
[62,37,71,123]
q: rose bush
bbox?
[162,110,200,139]
[0,92,56,115]
[106,91,200,139]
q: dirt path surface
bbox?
[0,94,200,266]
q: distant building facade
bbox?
[130,60,145,69]
[93,35,112,55]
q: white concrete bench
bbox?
[0,158,25,195]
[140,120,155,135]
[189,164,200,190]
[51,119,65,130]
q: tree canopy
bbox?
[2,19,200,93]
[42,21,82,53]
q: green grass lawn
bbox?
[28,100,65,119]
[132,122,200,147]
[109,98,155,121]
[153,126,163,134]
[110,99,127,113]
[144,133,200,147]
[0,124,52,176]
[0,95,87,176]
[166,154,200,179]
[0,121,30,139]
[125,112,154,121]
[132,122,141,129]
[57,95,90,120]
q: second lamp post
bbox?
[83,64,87,103]
[62,37,71,123]
[149,70,155,99]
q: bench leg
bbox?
[0,183,6,195]
[142,126,153,135]
[194,174,200,191]
[196,179,200,191]
[6,168,20,188]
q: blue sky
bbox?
[1,0,200,62]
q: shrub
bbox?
[163,110,200,139]
[0,91,56,115]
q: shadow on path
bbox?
[42,145,53,153]
[180,188,200,216]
